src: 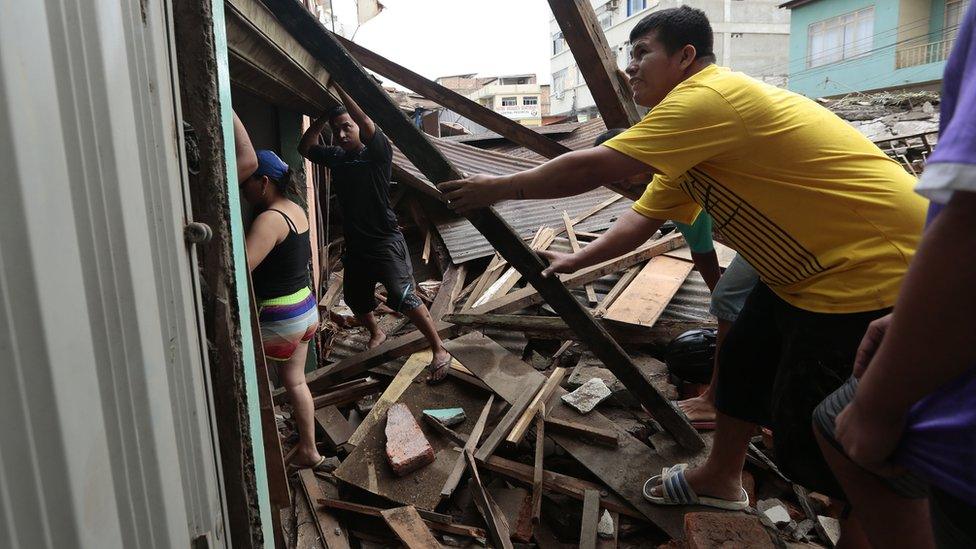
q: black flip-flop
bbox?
[426,355,452,385]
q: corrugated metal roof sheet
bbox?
[496,117,610,159]
[440,121,583,143]
[391,138,633,263]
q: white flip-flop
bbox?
[643,463,750,511]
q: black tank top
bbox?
[252,209,312,300]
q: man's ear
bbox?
[680,44,697,69]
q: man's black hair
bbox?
[629,6,714,61]
[327,104,348,123]
[593,128,627,147]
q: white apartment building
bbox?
[550,0,791,118]
[437,74,551,132]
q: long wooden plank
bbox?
[506,367,567,444]
[465,450,514,549]
[580,490,601,549]
[546,417,618,448]
[380,507,443,549]
[315,405,355,452]
[298,470,351,549]
[592,265,640,318]
[428,264,463,321]
[446,332,697,538]
[548,0,640,128]
[532,411,545,524]
[334,34,639,201]
[475,378,546,462]
[604,256,694,327]
[348,350,432,447]
[443,313,710,347]
[481,456,640,520]
[441,395,494,500]
[318,497,486,539]
[564,211,599,305]
[259,2,697,449]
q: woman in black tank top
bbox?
[241,149,326,472]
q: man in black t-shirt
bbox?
[299,87,453,383]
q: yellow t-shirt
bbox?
[604,64,927,313]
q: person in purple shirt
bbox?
[813,4,976,547]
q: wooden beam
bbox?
[481,456,641,520]
[347,350,429,447]
[259,0,699,451]
[564,211,599,305]
[298,470,351,549]
[548,0,640,128]
[506,367,567,444]
[580,490,601,549]
[546,417,619,448]
[423,413,467,446]
[476,379,546,461]
[444,313,711,347]
[317,497,487,539]
[314,405,355,452]
[380,507,442,549]
[592,265,640,318]
[465,450,515,549]
[531,411,545,524]
[311,376,383,409]
[333,34,640,201]
[441,395,495,501]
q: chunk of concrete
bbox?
[817,515,841,546]
[597,509,614,539]
[561,377,612,414]
[422,407,467,427]
[385,403,435,476]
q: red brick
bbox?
[385,403,435,476]
[684,512,775,549]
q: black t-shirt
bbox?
[307,129,400,251]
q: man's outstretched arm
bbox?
[335,86,375,142]
[437,146,653,213]
[298,112,331,158]
[539,209,665,277]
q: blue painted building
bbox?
[781,0,969,97]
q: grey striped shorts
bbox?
[814,376,929,499]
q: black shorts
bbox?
[343,237,422,316]
[715,282,890,498]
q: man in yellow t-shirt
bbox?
[439,5,925,536]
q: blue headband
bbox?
[253,150,289,180]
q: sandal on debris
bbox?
[426,355,452,385]
[289,455,331,474]
[643,463,749,510]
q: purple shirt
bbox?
[894,3,976,504]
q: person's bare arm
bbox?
[335,86,375,142]
[234,111,258,183]
[692,250,722,292]
[539,209,664,277]
[438,147,653,213]
[245,212,287,271]
[298,112,332,158]
[836,191,976,467]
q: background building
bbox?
[549,0,791,119]
[437,74,551,133]
[783,0,968,97]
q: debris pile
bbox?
[274,212,843,548]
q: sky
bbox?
[329,0,556,86]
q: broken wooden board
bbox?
[489,486,535,543]
[507,367,567,444]
[532,411,545,524]
[443,313,710,347]
[465,450,514,549]
[580,489,600,549]
[475,378,546,462]
[548,0,640,128]
[348,350,433,448]
[315,405,355,452]
[334,375,489,510]
[446,332,699,538]
[380,506,443,549]
[318,497,487,539]
[312,376,383,409]
[298,469,351,549]
[481,455,640,520]
[441,395,494,501]
[604,256,694,328]
[564,211,599,305]
[664,241,737,269]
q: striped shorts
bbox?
[258,287,319,362]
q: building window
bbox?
[553,68,568,96]
[553,31,565,55]
[523,96,538,106]
[627,0,647,16]
[807,7,874,68]
[946,0,971,39]
[501,96,518,107]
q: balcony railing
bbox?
[896,38,954,69]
